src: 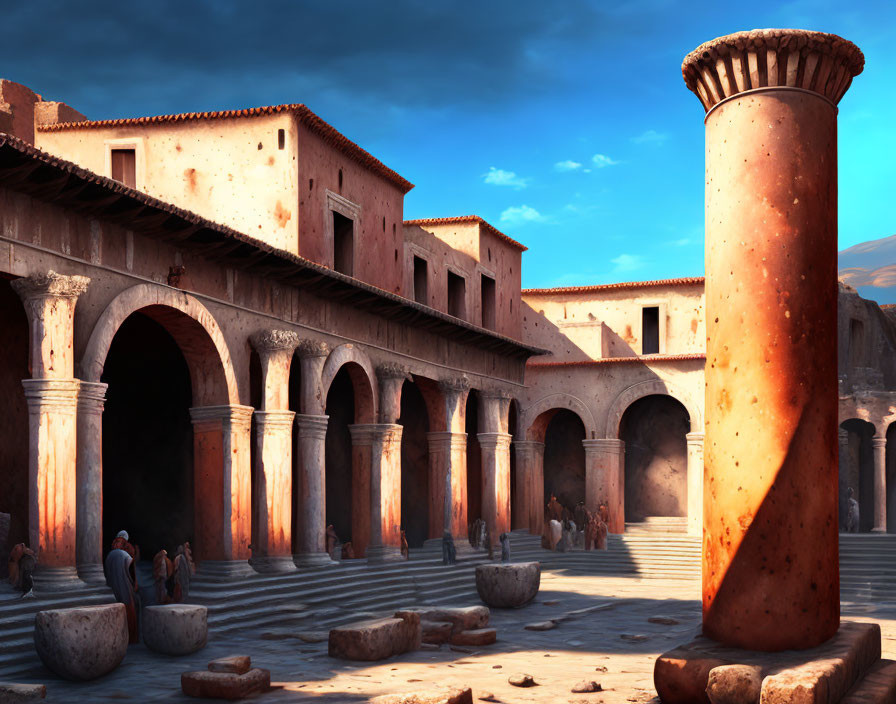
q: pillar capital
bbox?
[513,439,545,453]
[683,29,864,113]
[872,435,888,449]
[250,329,300,354]
[295,413,329,438]
[427,430,467,451]
[76,381,107,411]
[477,431,512,449]
[582,438,624,454]
[686,432,705,445]
[254,409,295,430]
[376,363,411,382]
[22,378,80,410]
[377,364,411,423]
[350,423,402,446]
[11,270,90,300]
[190,404,254,430]
[296,338,330,359]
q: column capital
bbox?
[76,381,107,414]
[683,29,864,112]
[513,440,545,452]
[479,387,514,401]
[872,435,888,449]
[376,363,412,382]
[22,378,80,410]
[250,329,300,355]
[11,270,90,300]
[190,404,254,430]
[427,430,467,450]
[295,413,329,438]
[254,409,296,430]
[296,338,330,359]
[477,432,512,449]
[439,375,470,394]
[350,423,403,445]
[686,432,705,444]
[582,438,625,453]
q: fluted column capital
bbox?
[295,413,329,439]
[250,329,300,355]
[296,338,330,359]
[477,432,512,450]
[682,29,864,112]
[872,435,888,449]
[11,270,90,300]
[582,438,624,454]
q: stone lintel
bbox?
[682,29,864,112]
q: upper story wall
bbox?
[839,282,896,393]
[521,280,705,362]
[296,122,406,294]
[403,218,523,339]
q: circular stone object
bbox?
[34,603,128,680]
[475,562,540,608]
[142,604,208,655]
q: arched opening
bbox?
[888,424,896,534]
[543,409,586,514]
[399,380,429,548]
[101,312,194,562]
[508,400,520,529]
[0,277,30,564]
[466,390,481,527]
[840,418,875,532]
[620,394,689,522]
[288,352,302,554]
[248,348,263,556]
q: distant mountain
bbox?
[839,235,896,304]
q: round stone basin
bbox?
[34,603,128,680]
[475,562,541,608]
[142,604,208,655]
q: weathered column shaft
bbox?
[582,439,624,534]
[686,432,705,537]
[684,29,864,650]
[76,380,107,583]
[512,441,541,534]
[479,432,512,545]
[348,424,375,558]
[353,423,403,562]
[872,436,887,533]
[294,413,332,566]
[427,432,468,538]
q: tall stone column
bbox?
[872,435,887,533]
[294,339,333,567]
[13,271,89,589]
[511,441,528,530]
[479,390,512,547]
[683,29,864,650]
[347,424,375,558]
[513,440,544,535]
[838,427,850,531]
[361,424,403,562]
[76,381,107,584]
[249,330,299,572]
[189,404,254,574]
[582,439,624,534]
[686,432,704,537]
[434,377,470,539]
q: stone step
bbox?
[840,658,896,703]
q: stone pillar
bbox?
[434,377,470,539]
[686,433,705,537]
[479,390,512,547]
[513,441,544,535]
[348,424,375,558]
[76,381,107,584]
[189,404,254,574]
[357,424,403,562]
[249,330,299,572]
[294,339,333,567]
[872,435,887,533]
[683,29,863,650]
[582,439,624,534]
[838,427,849,531]
[511,441,527,530]
[13,271,89,589]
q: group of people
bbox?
[542,495,609,551]
[7,542,36,598]
[104,530,195,644]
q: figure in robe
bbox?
[547,495,563,522]
[152,549,174,605]
[846,487,860,533]
[549,519,563,551]
[499,532,511,563]
[173,542,195,603]
[341,542,355,560]
[574,502,587,532]
[584,511,598,550]
[8,543,36,598]
[400,530,409,560]
[105,548,138,643]
[326,524,339,559]
[441,531,456,565]
[598,501,610,526]
[111,530,138,560]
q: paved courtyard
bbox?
[8,567,896,703]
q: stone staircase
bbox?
[625,516,689,534]
[840,533,896,602]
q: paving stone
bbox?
[180,668,270,700]
[621,634,649,642]
[370,687,473,704]
[207,655,251,674]
[0,683,46,702]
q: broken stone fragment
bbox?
[0,683,46,701]
[329,612,421,661]
[508,674,537,687]
[181,668,271,700]
[369,687,473,704]
[207,655,251,675]
[571,680,602,693]
[33,604,128,681]
[397,606,489,634]
[450,628,497,646]
[477,692,498,702]
[705,664,762,704]
[524,621,557,631]
[421,620,453,644]
[142,604,208,656]
[475,562,540,608]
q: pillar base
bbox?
[871,527,888,534]
[249,556,296,574]
[198,560,256,579]
[76,563,106,585]
[654,622,886,704]
[293,552,337,568]
[32,566,86,592]
[366,545,404,564]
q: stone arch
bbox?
[81,284,239,406]
[320,343,377,424]
[606,379,701,438]
[521,393,596,442]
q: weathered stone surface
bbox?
[840,658,896,704]
[142,604,208,656]
[654,646,730,704]
[33,604,128,681]
[329,613,421,661]
[705,664,762,704]
[421,621,453,645]
[571,680,602,693]
[0,683,46,702]
[397,606,489,634]
[524,621,557,631]
[649,616,680,626]
[297,631,328,643]
[181,668,270,700]
[475,562,540,608]
[207,655,251,675]
[621,634,649,642]
[450,628,496,646]
[508,673,536,687]
[369,687,473,704]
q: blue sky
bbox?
[4,1,895,288]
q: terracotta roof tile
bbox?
[522,277,704,295]
[36,104,414,194]
[404,215,527,252]
[527,353,706,367]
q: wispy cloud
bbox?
[500,205,544,225]
[611,253,645,273]
[592,153,619,168]
[632,129,668,145]
[554,159,582,172]
[483,167,528,188]
[669,237,691,246]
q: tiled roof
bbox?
[527,353,706,367]
[522,277,704,295]
[404,215,527,252]
[36,104,414,194]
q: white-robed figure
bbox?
[105,531,138,644]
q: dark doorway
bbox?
[642,306,660,354]
[543,409,586,512]
[466,391,481,526]
[325,367,354,547]
[399,380,429,547]
[840,418,875,532]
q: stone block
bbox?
[370,688,473,704]
[33,603,128,681]
[396,606,489,634]
[840,658,896,703]
[329,613,421,661]
[421,621,453,645]
[0,683,46,702]
[450,628,496,646]
[207,655,251,674]
[475,562,540,608]
[181,668,270,700]
[705,664,762,704]
[142,604,208,656]
[654,646,731,704]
